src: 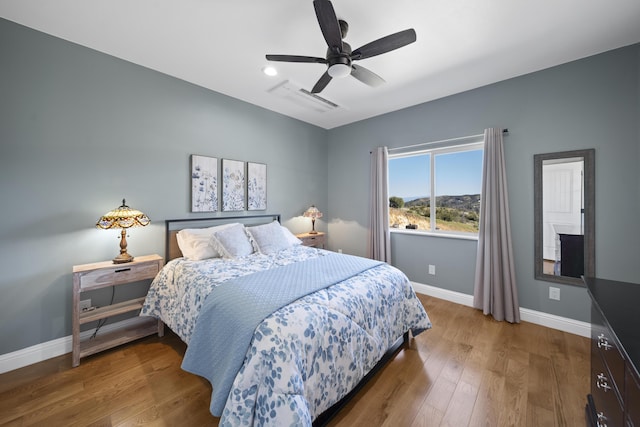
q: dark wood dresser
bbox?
[584,277,640,426]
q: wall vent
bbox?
[268,80,341,113]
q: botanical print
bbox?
[247,162,267,211]
[222,159,245,211]
[191,155,218,212]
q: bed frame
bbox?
[163,213,409,426]
[165,213,281,261]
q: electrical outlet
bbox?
[79,299,92,311]
[428,264,436,275]
[338,249,343,254]
[549,287,560,301]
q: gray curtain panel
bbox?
[473,128,520,323]
[368,146,391,262]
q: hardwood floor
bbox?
[0,295,590,426]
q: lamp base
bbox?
[309,230,318,234]
[112,252,134,264]
[113,229,134,263]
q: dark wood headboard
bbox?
[164,214,281,261]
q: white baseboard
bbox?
[0,317,143,374]
[412,282,475,307]
[1,285,592,374]
[412,282,591,338]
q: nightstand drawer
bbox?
[302,235,324,246]
[79,261,160,290]
[296,232,326,249]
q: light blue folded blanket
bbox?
[181,252,383,416]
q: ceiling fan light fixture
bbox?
[265,0,416,93]
[328,63,351,78]
[262,65,278,76]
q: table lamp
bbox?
[303,205,323,234]
[96,199,150,264]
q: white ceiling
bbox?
[2,0,640,129]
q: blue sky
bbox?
[389,150,483,200]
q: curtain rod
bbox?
[386,128,508,153]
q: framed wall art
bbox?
[222,159,245,211]
[247,162,267,211]
[191,155,218,212]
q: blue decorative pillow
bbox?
[247,221,292,255]
[209,224,254,259]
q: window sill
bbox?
[390,228,479,241]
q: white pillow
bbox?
[176,223,238,260]
[280,226,302,246]
[247,221,292,255]
[209,223,254,258]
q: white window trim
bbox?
[389,140,484,238]
[390,227,479,241]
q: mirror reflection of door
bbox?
[542,157,584,277]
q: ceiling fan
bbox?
[265,0,417,94]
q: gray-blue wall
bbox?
[2,15,639,359]
[327,44,640,322]
[0,19,328,355]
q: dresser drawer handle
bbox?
[597,333,613,350]
[596,373,612,392]
[115,268,131,273]
[596,411,607,427]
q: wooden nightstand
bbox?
[296,232,326,249]
[72,254,164,367]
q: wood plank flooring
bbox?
[0,295,590,426]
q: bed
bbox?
[140,214,431,426]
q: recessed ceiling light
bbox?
[262,66,278,77]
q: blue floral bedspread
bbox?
[141,246,431,426]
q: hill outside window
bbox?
[388,141,484,237]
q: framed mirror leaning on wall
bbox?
[534,149,595,286]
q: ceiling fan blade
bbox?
[351,29,417,60]
[311,71,333,94]
[266,54,327,64]
[313,0,343,53]
[351,65,385,87]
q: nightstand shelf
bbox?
[77,316,159,361]
[78,297,146,324]
[296,232,326,249]
[72,254,164,367]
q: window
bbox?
[388,141,484,236]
